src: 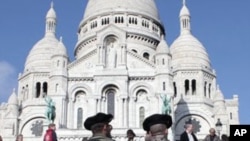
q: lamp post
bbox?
[215,118,222,138]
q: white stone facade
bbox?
[0,1,239,141]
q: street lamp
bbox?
[215,118,222,138]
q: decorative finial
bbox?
[217,85,220,90]
[51,1,54,8]
[13,88,16,93]
[183,0,186,5]
[60,36,63,42]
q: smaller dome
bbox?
[82,0,159,22]
[46,2,56,18]
[214,85,224,101]
[156,37,169,53]
[55,37,68,56]
[170,34,211,69]
[8,89,18,105]
[24,36,60,72]
[179,5,190,17]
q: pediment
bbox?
[96,24,126,43]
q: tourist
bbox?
[126,129,136,141]
[16,134,23,141]
[143,114,172,141]
[203,128,220,141]
[44,123,58,141]
[180,123,198,141]
[84,112,114,141]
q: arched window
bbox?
[204,82,207,97]
[192,80,196,95]
[36,82,41,98]
[185,80,189,95]
[208,84,211,98]
[132,49,137,53]
[55,84,59,93]
[143,52,150,60]
[163,82,166,91]
[107,90,115,116]
[139,107,145,128]
[173,82,177,97]
[43,82,48,97]
[77,108,83,129]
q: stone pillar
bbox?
[67,99,73,128]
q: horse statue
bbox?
[45,96,56,123]
[160,94,171,115]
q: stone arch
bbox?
[68,83,92,101]
[73,90,87,103]
[98,81,121,96]
[130,82,154,98]
[101,84,119,116]
[96,25,126,44]
[174,113,214,140]
[175,109,214,126]
[20,115,46,136]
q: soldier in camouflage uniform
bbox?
[84,113,114,141]
[143,114,172,141]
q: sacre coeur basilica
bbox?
[0,0,239,141]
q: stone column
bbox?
[67,98,73,128]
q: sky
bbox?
[0,0,249,124]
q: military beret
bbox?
[84,112,113,130]
[143,114,172,132]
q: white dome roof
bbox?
[83,0,159,21]
[24,36,63,72]
[8,89,18,105]
[179,5,190,17]
[170,34,211,68]
[156,37,169,53]
[46,2,56,18]
[56,37,68,56]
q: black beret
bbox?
[84,112,113,130]
[143,114,172,132]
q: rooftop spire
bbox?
[45,2,57,37]
[51,1,54,8]
[179,0,191,34]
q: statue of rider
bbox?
[160,94,171,115]
[45,96,56,123]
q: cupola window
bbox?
[143,52,150,60]
[185,80,189,95]
[36,82,41,98]
[132,49,137,53]
[192,79,196,95]
[173,82,177,97]
[204,82,207,97]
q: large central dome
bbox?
[83,0,159,21]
